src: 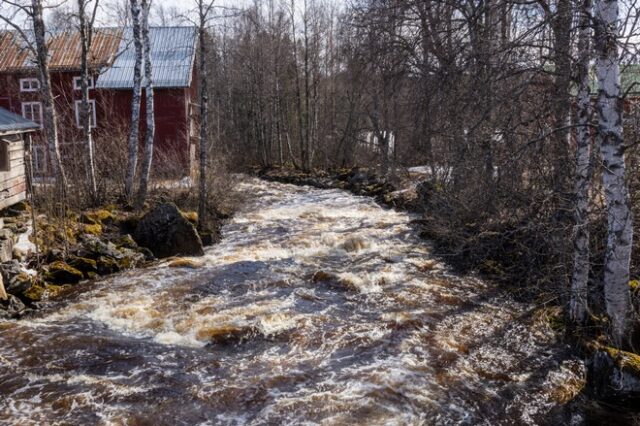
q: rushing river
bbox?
[0,178,586,425]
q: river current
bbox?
[0,178,585,425]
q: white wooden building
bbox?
[0,107,38,210]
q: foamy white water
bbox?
[0,178,583,425]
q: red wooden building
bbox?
[0,26,198,177]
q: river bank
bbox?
[0,181,242,320]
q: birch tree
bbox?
[594,0,634,344]
[569,0,593,324]
[135,0,154,208]
[76,0,99,201]
[196,0,215,227]
[125,0,143,200]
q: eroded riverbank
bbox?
[0,178,585,425]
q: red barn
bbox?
[0,26,198,178]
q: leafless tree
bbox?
[135,0,154,208]
[125,0,143,200]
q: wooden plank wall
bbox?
[0,132,26,211]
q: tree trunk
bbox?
[136,0,155,209]
[570,0,593,324]
[198,2,210,228]
[126,0,143,200]
[594,0,634,344]
[32,0,67,191]
[77,0,98,202]
[551,0,573,192]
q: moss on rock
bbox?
[602,346,640,376]
[45,261,84,284]
[83,223,103,235]
[67,256,98,277]
[81,209,116,225]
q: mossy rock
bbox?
[83,223,103,235]
[25,284,68,301]
[113,234,138,250]
[44,261,84,284]
[81,209,116,225]
[22,284,44,301]
[67,256,97,277]
[601,346,640,376]
[96,256,120,275]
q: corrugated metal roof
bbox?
[0,29,123,71]
[96,27,197,89]
[0,107,39,133]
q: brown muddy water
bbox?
[0,179,587,425]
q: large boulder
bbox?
[134,203,204,258]
[589,346,640,404]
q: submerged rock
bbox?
[167,257,203,269]
[134,203,204,258]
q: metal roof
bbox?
[96,27,197,89]
[0,29,123,72]
[0,107,39,133]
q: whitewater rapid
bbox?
[0,178,583,425]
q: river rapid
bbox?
[0,178,586,425]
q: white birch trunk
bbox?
[594,0,634,344]
[135,0,154,208]
[126,0,143,200]
[570,0,593,324]
[198,1,209,226]
[32,0,67,191]
[77,0,98,201]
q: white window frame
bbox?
[73,76,94,91]
[19,78,40,92]
[74,99,97,129]
[21,102,42,127]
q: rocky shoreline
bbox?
[0,200,221,320]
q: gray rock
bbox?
[1,260,33,295]
[0,294,26,319]
[589,349,640,403]
[134,203,204,258]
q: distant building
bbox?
[0,26,198,177]
[359,131,395,157]
[0,107,38,210]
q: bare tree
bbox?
[76,0,100,201]
[135,0,154,208]
[594,0,634,344]
[570,0,593,324]
[125,0,143,200]
[196,0,215,227]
